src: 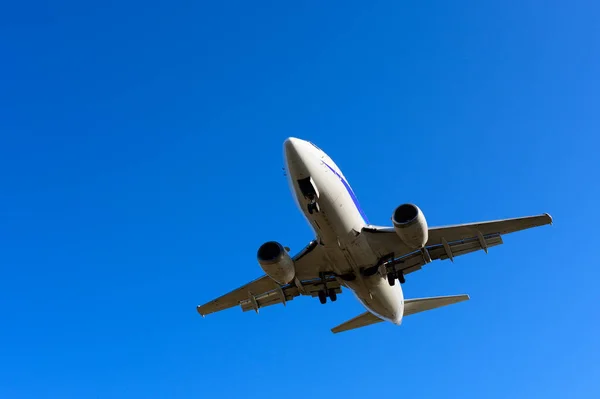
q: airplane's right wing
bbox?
[197,240,337,317]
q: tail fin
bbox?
[330,294,469,334]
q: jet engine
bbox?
[257,241,296,285]
[392,203,429,249]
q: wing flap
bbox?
[197,275,279,316]
[362,213,551,278]
[331,311,384,334]
[388,233,503,276]
[404,294,470,316]
[427,214,552,245]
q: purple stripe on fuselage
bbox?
[322,162,370,224]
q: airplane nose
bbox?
[284,137,302,162]
[284,137,300,151]
[283,137,311,178]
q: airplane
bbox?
[197,137,553,334]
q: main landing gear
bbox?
[318,289,337,304]
[375,253,406,287]
[317,272,336,304]
[387,270,405,286]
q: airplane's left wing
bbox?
[197,240,336,316]
[361,213,552,279]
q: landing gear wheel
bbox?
[328,289,337,302]
[318,290,327,304]
[387,273,396,286]
[307,201,320,214]
[398,271,406,284]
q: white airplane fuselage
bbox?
[283,137,404,324]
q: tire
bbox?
[387,273,396,286]
[328,289,337,302]
[398,272,406,284]
[318,290,327,304]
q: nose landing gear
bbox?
[297,177,320,214]
[307,198,320,214]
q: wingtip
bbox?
[196,305,206,318]
[544,213,553,225]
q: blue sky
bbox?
[1,1,599,398]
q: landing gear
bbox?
[317,288,337,304]
[307,201,320,214]
[398,271,406,284]
[386,270,405,286]
[317,271,336,304]
[297,177,320,214]
[387,273,396,286]
[318,290,327,304]
[328,289,337,302]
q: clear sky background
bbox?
[1,1,599,398]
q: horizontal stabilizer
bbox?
[404,294,470,316]
[331,311,384,334]
[330,294,470,334]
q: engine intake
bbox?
[392,203,428,249]
[257,241,296,285]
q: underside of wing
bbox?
[427,213,553,245]
[197,240,336,316]
[197,274,343,316]
[361,213,552,279]
[197,275,278,316]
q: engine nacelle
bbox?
[257,241,296,285]
[392,203,429,249]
